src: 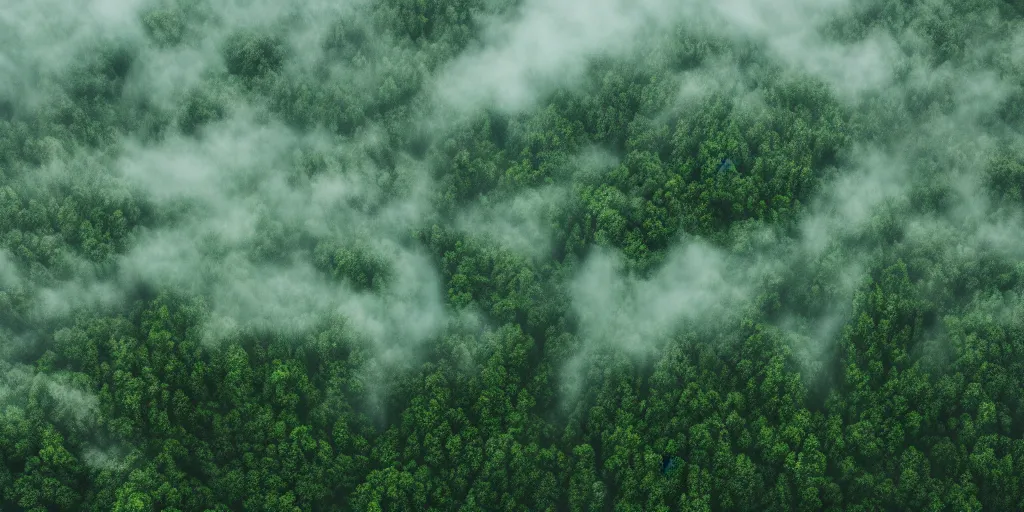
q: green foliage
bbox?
[984,150,1024,204]
[223,32,286,80]
[4,0,1024,511]
[313,242,393,292]
[177,89,225,135]
[142,9,186,47]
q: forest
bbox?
[1,0,1024,510]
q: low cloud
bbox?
[570,239,769,356]
[13,104,449,352]
[456,186,567,259]
[0,0,149,108]
[432,0,687,114]
[0,249,21,289]
[0,363,101,426]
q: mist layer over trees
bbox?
[2,0,1024,510]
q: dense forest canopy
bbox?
[2,0,1024,510]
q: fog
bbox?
[2,0,1023,411]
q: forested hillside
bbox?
[2,0,1024,510]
